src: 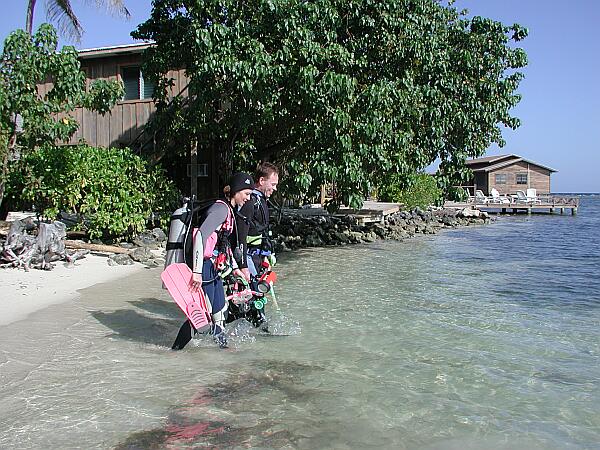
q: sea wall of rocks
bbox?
[7,205,487,268]
[107,228,167,267]
[271,206,490,251]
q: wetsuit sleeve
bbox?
[234,201,253,269]
[191,203,229,273]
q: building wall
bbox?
[37,52,189,149]
[487,161,551,195]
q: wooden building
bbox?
[36,43,181,149]
[465,154,557,196]
[36,43,223,197]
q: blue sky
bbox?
[1,1,598,192]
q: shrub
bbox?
[7,144,180,239]
[378,173,442,209]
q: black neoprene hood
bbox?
[229,172,254,194]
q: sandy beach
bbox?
[0,254,145,326]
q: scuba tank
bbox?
[164,198,192,268]
[165,196,233,269]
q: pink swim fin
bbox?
[161,263,212,330]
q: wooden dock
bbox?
[283,201,401,224]
[445,194,580,215]
[337,201,400,224]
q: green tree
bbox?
[8,144,179,239]
[378,172,442,209]
[133,0,527,208]
[0,24,124,210]
[26,0,130,42]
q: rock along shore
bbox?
[1,205,489,269]
[271,206,491,252]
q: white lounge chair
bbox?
[490,188,511,204]
[526,188,542,204]
[475,189,489,204]
[515,190,534,204]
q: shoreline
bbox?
[272,206,490,251]
[0,254,145,326]
[0,205,486,327]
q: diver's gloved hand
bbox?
[190,272,203,292]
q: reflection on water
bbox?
[1,197,600,449]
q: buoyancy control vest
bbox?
[246,190,271,250]
[164,198,234,270]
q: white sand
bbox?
[0,254,145,326]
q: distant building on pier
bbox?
[464,154,557,196]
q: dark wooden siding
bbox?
[37,52,189,149]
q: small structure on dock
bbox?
[463,154,556,196]
[286,201,401,225]
[445,194,579,216]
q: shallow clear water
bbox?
[1,196,599,449]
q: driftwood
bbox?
[65,240,130,254]
[1,219,89,270]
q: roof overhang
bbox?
[465,154,514,166]
[77,42,154,60]
[471,158,557,173]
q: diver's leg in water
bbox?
[202,262,228,348]
[172,320,195,350]
[225,301,244,323]
[246,305,268,330]
[171,259,218,350]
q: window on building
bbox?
[121,66,155,100]
[516,173,528,184]
[495,173,507,184]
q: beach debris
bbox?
[1,219,89,270]
[65,240,130,254]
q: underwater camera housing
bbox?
[257,270,277,294]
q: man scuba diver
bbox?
[170,172,254,350]
[227,162,279,329]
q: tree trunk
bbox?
[26,0,37,35]
[0,131,14,214]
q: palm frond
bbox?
[45,0,83,42]
[89,0,131,19]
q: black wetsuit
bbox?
[226,189,272,328]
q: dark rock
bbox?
[304,233,324,247]
[152,228,167,242]
[130,247,154,263]
[362,231,378,242]
[133,231,161,249]
[109,254,134,265]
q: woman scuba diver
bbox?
[170,172,254,350]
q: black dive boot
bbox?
[212,324,228,349]
[172,320,195,350]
